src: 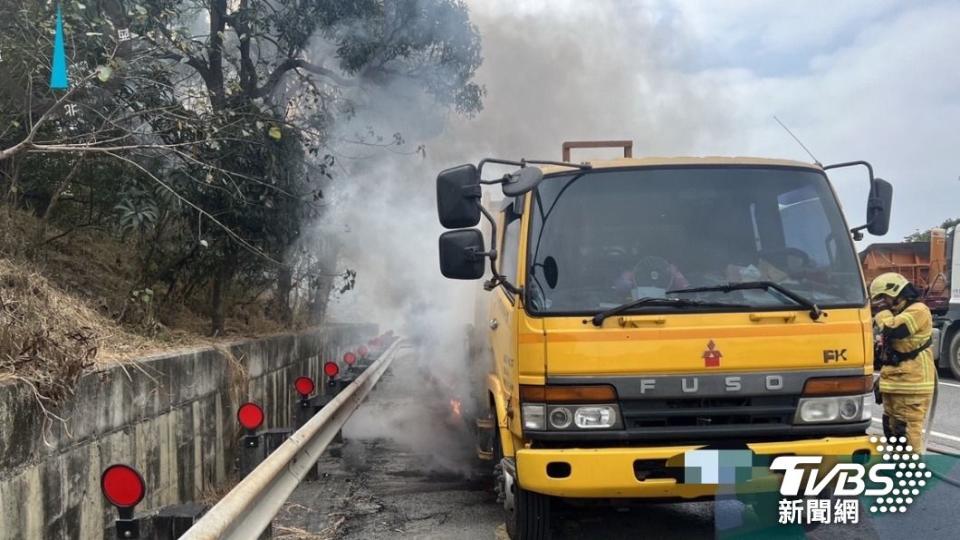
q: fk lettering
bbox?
[823,349,848,363]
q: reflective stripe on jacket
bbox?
[875,302,935,395]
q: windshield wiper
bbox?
[591,297,749,326]
[667,281,823,321]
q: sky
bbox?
[431,0,959,242]
[323,0,959,330]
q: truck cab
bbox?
[436,142,894,539]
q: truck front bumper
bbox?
[515,435,873,499]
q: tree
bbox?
[904,217,960,242]
[0,1,484,334]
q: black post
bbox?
[239,432,265,477]
[114,507,139,539]
[152,503,207,539]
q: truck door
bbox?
[489,205,522,425]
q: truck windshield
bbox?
[526,166,866,314]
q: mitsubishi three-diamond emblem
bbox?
[703,340,722,368]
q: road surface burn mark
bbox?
[276,365,502,539]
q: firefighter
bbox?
[869,272,936,452]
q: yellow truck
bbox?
[436,141,893,539]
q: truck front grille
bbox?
[620,395,798,429]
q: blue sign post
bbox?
[50,5,69,90]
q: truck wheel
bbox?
[495,421,551,540]
[949,331,960,381]
[506,484,551,540]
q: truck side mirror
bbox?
[437,164,481,229]
[502,167,544,197]
[439,229,486,280]
[866,178,892,236]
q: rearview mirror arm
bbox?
[478,158,525,183]
[822,160,882,240]
[477,158,591,186]
[823,160,875,182]
[477,198,523,296]
[849,224,868,242]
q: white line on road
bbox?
[938,380,960,389]
[870,418,960,444]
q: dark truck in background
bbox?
[860,227,960,377]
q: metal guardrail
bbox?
[180,339,404,540]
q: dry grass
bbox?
[0,207,303,405]
[0,208,136,319]
[273,525,328,540]
[0,258,157,402]
[274,516,347,540]
[197,481,238,507]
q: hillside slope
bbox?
[0,208,297,400]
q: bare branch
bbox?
[255,59,355,99]
[0,46,117,162]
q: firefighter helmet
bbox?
[869,272,911,300]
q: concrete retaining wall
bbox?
[0,324,376,540]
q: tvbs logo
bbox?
[771,436,931,515]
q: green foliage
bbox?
[114,190,159,236]
[131,288,154,305]
[904,217,960,242]
[1,0,484,334]
[327,0,485,114]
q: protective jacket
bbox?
[874,301,936,395]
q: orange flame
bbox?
[449,399,462,418]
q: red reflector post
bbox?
[101,464,146,509]
[343,352,357,366]
[294,376,315,397]
[237,402,265,430]
[324,361,340,378]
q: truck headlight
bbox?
[522,403,546,430]
[523,403,623,431]
[543,404,621,430]
[548,407,573,429]
[573,406,618,429]
[795,395,868,424]
[519,385,622,432]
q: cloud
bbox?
[669,0,906,72]
[681,0,960,239]
[320,0,959,330]
[439,0,959,240]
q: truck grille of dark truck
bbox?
[620,395,799,429]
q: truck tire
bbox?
[495,420,551,540]
[506,484,551,540]
[949,331,960,381]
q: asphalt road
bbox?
[275,352,960,539]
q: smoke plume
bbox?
[316,0,733,472]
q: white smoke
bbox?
[321,0,732,340]
[313,0,732,472]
